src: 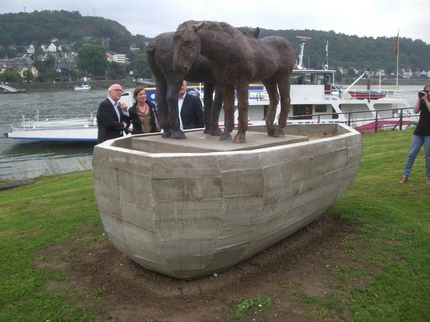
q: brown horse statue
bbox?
[147,27,260,139]
[173,20,295,143]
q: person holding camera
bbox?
[399,84,430,184]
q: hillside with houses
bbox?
[0,10,429,85]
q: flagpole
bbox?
[396,30,399,90]
[326,41,328,69]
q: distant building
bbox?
[114,54,127,64]
[26,44,35,54]
[129,43,140,51]
[41,43,57,53]
[106,52,127,64]
[19,65,38,78]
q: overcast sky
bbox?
[1,0,428,44]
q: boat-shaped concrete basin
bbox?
[92,124,362,279]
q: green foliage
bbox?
[77,45,108,76]
[259,29,430,72]
[0,67,21,83]
[0,11,136,52]
[0,10,428,79]
[22,69,34,82]
[225,296,274,321]
[135,53,152,79]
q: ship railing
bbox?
[11,112,97,131]
[287,107,417,133]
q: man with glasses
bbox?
[96,84,130,143]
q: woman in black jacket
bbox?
[128,86,160,134]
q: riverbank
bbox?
[2,78,429,93]
[0,79,135,93]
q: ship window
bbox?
[315,105,327,113]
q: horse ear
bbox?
[194,21,204,31]
[254,27,260,38]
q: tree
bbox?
[23,69,34,82]
[77,45,108,76]
[335,70,343,83]
[107,61,125,79]
[135,53,151,78]
[1,68,21,83]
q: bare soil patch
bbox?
[35,212,364,321]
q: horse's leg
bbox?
[262,79,280,137]
[233,84,249,143]
[273,76,290,138]
[210,84,222,136]
[154,78,171,138]
[167,80,187,140]
[219,84,235,142]
[203,82,214,134]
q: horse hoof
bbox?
[162,130,173,138]
[219,135,232,142]
[171,131,187,140]
[233,134,246,143]
[273,130,285,138]
[211,128,222,136]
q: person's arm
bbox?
[97,101,128,131]
[414,99,421,114]
[415,91,430,113]
[423,92,430,112]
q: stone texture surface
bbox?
[92,124,362,279]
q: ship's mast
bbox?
[295,36,311,69]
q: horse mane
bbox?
[178,20,242,37]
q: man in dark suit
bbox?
[178,81,204,130]
[96,84,130,144]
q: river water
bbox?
[0,88,111,180]
[0,85,425,181]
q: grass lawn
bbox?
[1,128,429,321]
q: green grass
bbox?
[224,296,274,321]
[1,129,430,321]
[331,129,430,322]
[0,172,99,321]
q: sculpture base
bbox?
[92,124,362,279]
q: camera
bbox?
[419,91,427,99]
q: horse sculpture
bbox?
[173,20,295,143]
[147,27,260,139]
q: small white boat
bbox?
[74,84,91,91]
[6,111,98,142]
[6,94,133,142]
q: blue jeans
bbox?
[402,135,430,179]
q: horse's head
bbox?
[172,21,203,76]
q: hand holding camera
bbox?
[418,90,428,100]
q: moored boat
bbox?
[238,69,415,132]
[74,84,91,91]
[6,111,98,142]
[348,89,386,100]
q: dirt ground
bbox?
[35,212,366,322]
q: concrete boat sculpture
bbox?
[92,124,362,279]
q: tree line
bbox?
[0,10,429,83]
